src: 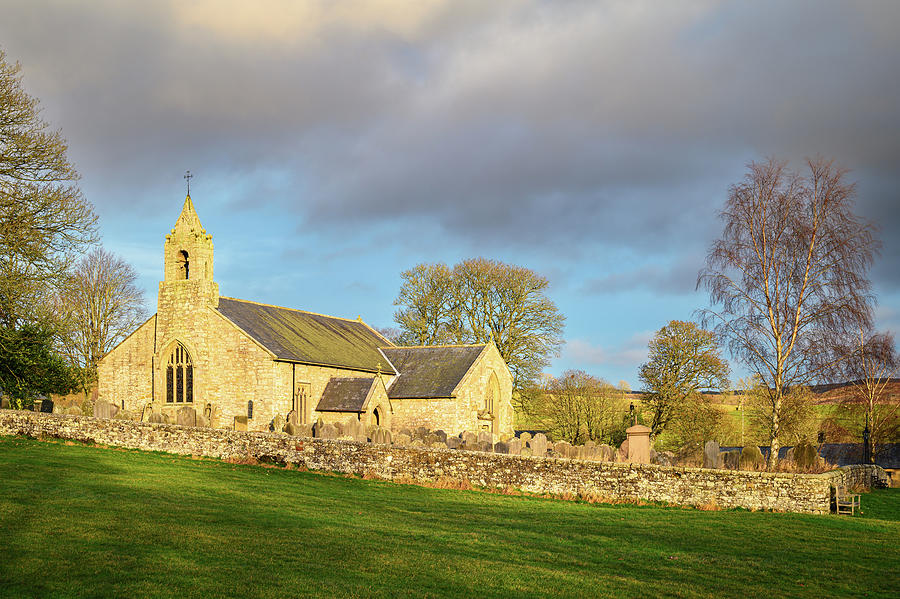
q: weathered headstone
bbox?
[507,438,523,455]
[415,426,429,440]
[399,428,414,440]
[723,449,741,470]
[114,410,134,421]
[477,440,493,452]
[477,430,493,445]
[284,421,298,436]
[333,421,345,436]
[794,441,818,472]
[423,433,439,446]
[461,431,477,446]
[177,406,197,427]
[494,441,510,454]
[520,446,533,457]
[598,444,615,462]
[528,433,548,457]
[149,413,168,424]
[287,410,298,426]
[296,423,314,438]
[372,427,392,445]
[433,430,448,443]
[739,445,764,470]
[703,441,720,469]
[554,441,573,458]
[234,416,248,431]
[141,404,154,422]
[410,439,426,448]
[348,419,367,442]
[31,399,43,412]
[0,397,9,410]
[271,414,286,433]
[616,439,629,462]
[446,436,462,450]
[315,423,338,440]
[94,400,113,419]
[196,413,209,428]
[39,399,54,413]
[519,432,532,444]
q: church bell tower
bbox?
[160,194,219,307]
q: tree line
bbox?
[1,50,145,406]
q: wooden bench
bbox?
[835,486,861,515]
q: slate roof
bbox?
[216,297,396,374]
[380,345,486,399]
[316,377,376,413]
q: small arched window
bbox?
[166,343,193,403]
[484,372,499,415]
[177,250,190,280]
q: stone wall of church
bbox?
[388,346,514,437]
[276,362,389,429]
[98,316,156,409]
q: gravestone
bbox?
[346,419,367,442]
[794,441,818,472]
[316,423,338,440]
[39,399,54,413]
[507,438,523,455]
[415,426,429,440]
[493,441,510,454]
[424,433,440,446]
[272,414,286,433]
[32,399,43,412]
[372,427,392,445]
[598,444,615,462]
[446,436,462,450]
[477,440,493,452]
[626,424,652,464]
[399,428,414,439]
[703,441,720,469]
[528,433,548,457]
[520,446,532,457]
[333,421,345,436]
[740,445,764,470]
[177,406,197,427]
[0,397,9,410]
[461,431,477,446]
[296,423,314,438]
[554,441,573,458]
[94,400,114,419]
[614,439,628,462]
[234,416,248,431]
[410,439,426,448]
[196,413,208,428]
[519,432,532,444]
[149,413,168,424]
[141,405,154,422]
[433,430,448,443]
[284,421,298,436]
[395,433,412,446]
[477,430,493,445]
[287,410,298,426]
[723,449,741,470]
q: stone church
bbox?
[98,195,514,437]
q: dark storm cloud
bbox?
[2,0,899,270]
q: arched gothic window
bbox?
[177,250,189,280]
[484,372,499,415]
[166,343,193,403]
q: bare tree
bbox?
[57,247,147,388]
[534,370,627,445]
[840,331,899,461]
[638,320,730,437]
[394,258,565,390]
[698,158,879,469]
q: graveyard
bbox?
[0,434,897,598]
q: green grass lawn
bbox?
[1,436,898,598]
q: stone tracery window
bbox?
[166,343,193,403]
[484,372,499,415]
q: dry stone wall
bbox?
[0,410,885,515]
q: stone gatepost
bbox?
[626,424,652,464]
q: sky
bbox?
[2,0,898,388]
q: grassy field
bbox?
[0,436,898,598]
